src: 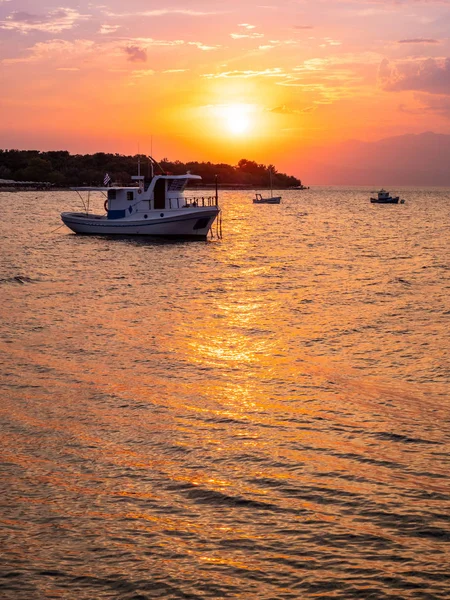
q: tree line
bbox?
[0,150,302,188]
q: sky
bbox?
[1,0,450,179]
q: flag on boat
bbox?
[103,173,111,186]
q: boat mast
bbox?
[150,135,154,178]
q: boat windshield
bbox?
[167,179,187,192]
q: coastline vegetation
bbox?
[0,150,302,188]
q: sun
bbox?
[225,104,251,135]
[213,103,254,136]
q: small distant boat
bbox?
[253,168,282,204]
[253,193,281,204]
[370,189,400,204]
[61,159,221,240]
[289,183,309,190]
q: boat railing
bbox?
[168,196,218,209]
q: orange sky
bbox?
[1,0,450,179]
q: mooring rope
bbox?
[49,223,65,234]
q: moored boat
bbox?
[253,168,282,204]
[370,189,400,204]
[253,193,281,204]
[61,166,221,240]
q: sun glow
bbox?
[214,103,254,136]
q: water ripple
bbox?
[1,188,449,599]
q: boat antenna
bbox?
[149,135,153,177]
[148,155,166,175]
[137,142,141,177]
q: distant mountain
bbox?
[298,132,450,186]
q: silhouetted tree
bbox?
[0,150,302,187]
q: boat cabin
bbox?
[106,174,202,219]
[377,189,390,200]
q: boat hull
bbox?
[61,207,220,239]
[370,197,399,204]
[253,197,281,204]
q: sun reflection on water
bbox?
[2,190,450,599]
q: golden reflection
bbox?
[198,555,251,570]
[191,331,267,365]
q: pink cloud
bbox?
[398,38,439,44]
[0,8,89,33]
[380,57,450,94]
[123,45,147,62]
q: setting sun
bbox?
[214,103,254,136]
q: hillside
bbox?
[297,132,450,186]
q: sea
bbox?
[1,187,449,599]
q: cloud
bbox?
[293,25,313,30]
[238,23,256,29]
[380,57,450,94]
[0,8,89,33]
[188,42,221,51]
[230,32,264,39]
[268,39,299,46]
[258,38,299,50]
[1,36,186,67]
[119,37,185,47]
[293,54,381,72]
[320,38,342,47]
[275,74,359,104]
[398,38,439,44]
[293,59,329,72]
[131,69,155,78]
[268,104,300,114]
[203,67,285,79]
[123,45,147,62]
[397,90,450,119]
[2,39,96,64]
[416,93,450,118]
[99,24,121,35]
[267,104,315,114]
[105,9,216,18]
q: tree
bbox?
[16,157,53,182]
[0,150,302,187]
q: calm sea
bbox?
[1,187,449,599]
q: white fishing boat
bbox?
[253,168,282,204]
[61,164,221,240]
